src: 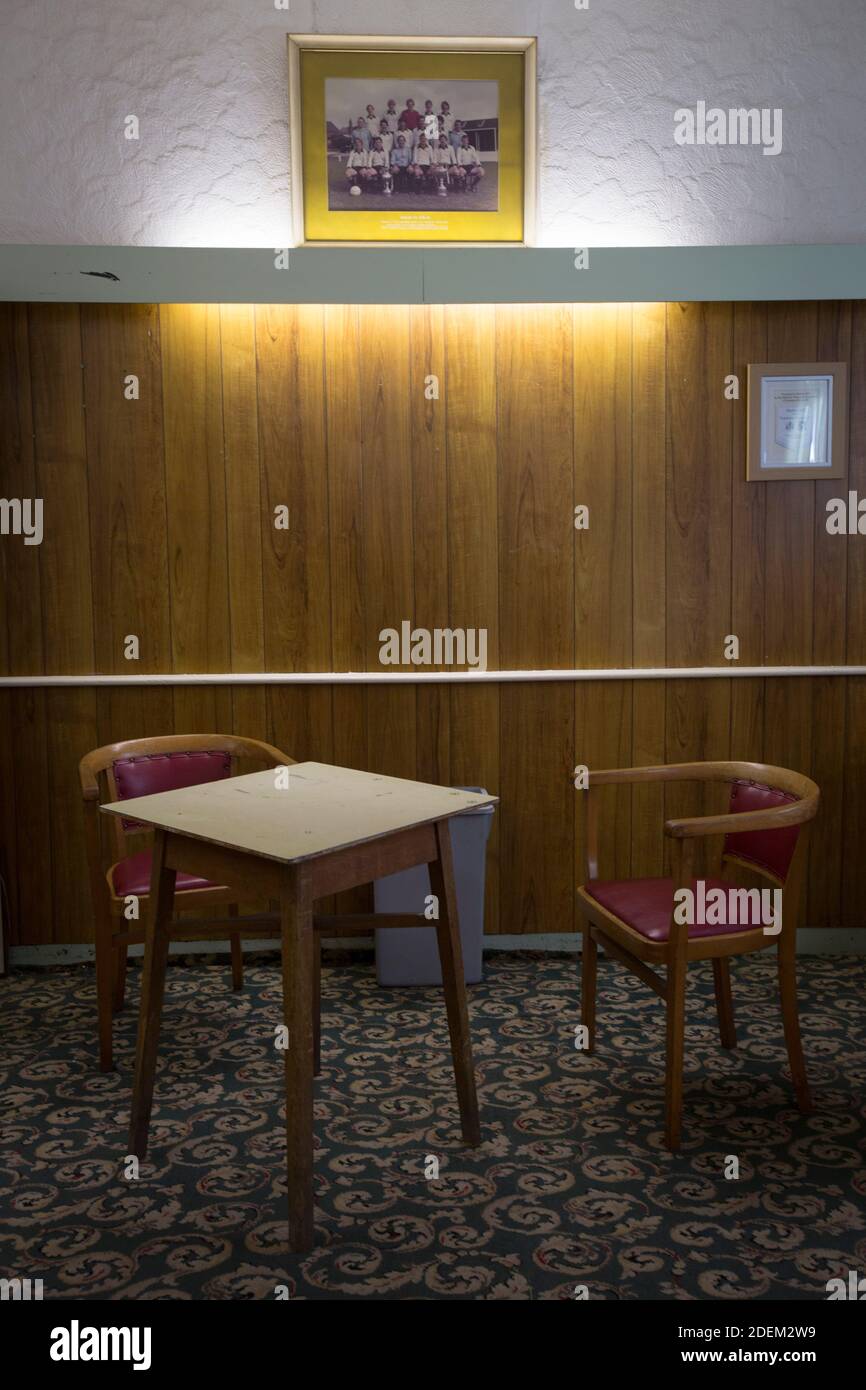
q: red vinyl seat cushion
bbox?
[584,876,759,943]
[109,849,225,900]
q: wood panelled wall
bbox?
[2,300,865,946]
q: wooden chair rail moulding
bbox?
[9,663,866,689]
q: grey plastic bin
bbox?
[374,787,495,986]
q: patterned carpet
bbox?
[1,951,864,1301]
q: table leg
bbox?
[280,863,315,1253]
[313,930,322,1077]
[129,829,176,1159]
[429,819,481,1146]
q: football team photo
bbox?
[325,77,500,212]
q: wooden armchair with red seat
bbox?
[577,760,820,1150]
[79,734,294,1071]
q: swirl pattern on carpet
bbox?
[1,952,864,1300]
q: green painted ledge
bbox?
[1,244,865,305]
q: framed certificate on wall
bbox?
[747,362,848,481]
[288,34,537,246]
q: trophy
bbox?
[382,168,393,197]
[435,166,449,197]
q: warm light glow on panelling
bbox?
[175,301,655,315]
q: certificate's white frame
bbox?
[747,361,848,481]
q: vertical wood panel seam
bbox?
[410,309,421,759]
[320,307,334,675]
[252,305,268,677]
[495,306,503,928]
[79,307,98,675]
[760,304,769,752]
[25,306,48,676]
[22,308,53,939]
[156,307,175,679]
[217,305,234,684]
[727,304,734,764]
[357,310,368,676]
[826,301,850,926]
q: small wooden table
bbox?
[101,761,497,1252]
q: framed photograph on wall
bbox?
[747,362,848,481]
[288,34,537,246]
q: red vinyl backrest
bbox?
[723,779,801,882]
[112,750,232,832]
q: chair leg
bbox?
[778,938,812,1113]
[229,904,243,991]
[580,922,597,1052]
[664,954,688,1150]
[113,943,129,1013]
[313,930,321,1077]
[712,957,736,1049]
[95,913,115,1073]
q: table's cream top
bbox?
[100,761,497,865]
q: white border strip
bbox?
[2,665,866,688]
[10,927,866,966]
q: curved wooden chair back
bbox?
[79,734,295,861]
[653,760,819,899]
[720,775,815,887]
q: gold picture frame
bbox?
[747,362,848,481]
[288,33,537,246]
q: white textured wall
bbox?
[2,0,865,247]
